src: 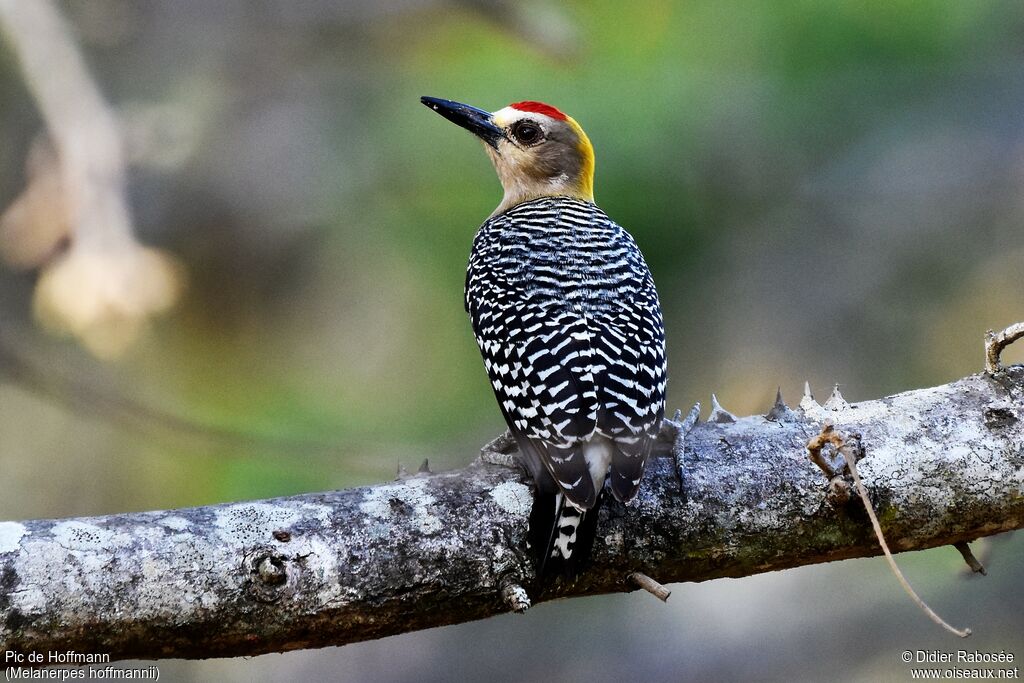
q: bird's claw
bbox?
[479,429,518,467]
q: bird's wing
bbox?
[514,307,602,507]
[594,297,666,502]
[572,220,666,502]
[470,296,601,508]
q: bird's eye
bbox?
[511,121,542,145]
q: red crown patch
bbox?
[509,101,567,121]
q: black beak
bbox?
[421,96,504,149]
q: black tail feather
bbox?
[529,489,603,581]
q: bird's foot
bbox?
[478,429,518,467]
[669,403,701,494]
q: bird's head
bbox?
[421,96,595,215]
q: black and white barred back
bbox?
[465,196,667,576]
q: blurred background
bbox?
[1,1,1022,681]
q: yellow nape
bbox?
[566,115,595,201]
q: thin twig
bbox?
[985,321,1024,374]
[953,541,987,576]
[629,572,671,602]
[842,441,972,638]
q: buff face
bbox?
[485,103,595,214]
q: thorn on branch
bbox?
[800,381,821,413]
[708,394,736,424]
[984,322,1024,374]
[766,387,798,422]
[629,572,671,602]
[823,384,850,411]
[501,581,531,613]
[396,459,434,480]
[953,541,987,576]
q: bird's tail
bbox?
[529,489,603,580]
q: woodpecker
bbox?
[421,96,667,577]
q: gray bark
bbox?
[1,369,1023,662]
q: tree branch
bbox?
[1,367,1023,662]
